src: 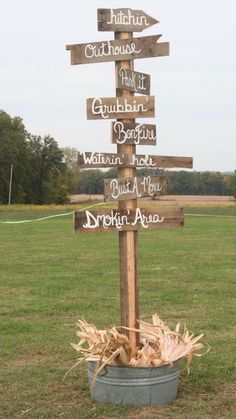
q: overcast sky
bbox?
[1,0,235,172]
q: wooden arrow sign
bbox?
[97,8,158,32]
[78,152,193,169]
[74,207,184,233]
[66,36,169,65]
[116,66,151,95]
[87,96,155,120]
[104,175,166,202]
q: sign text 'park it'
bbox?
[116,66,151,95]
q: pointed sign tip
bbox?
[150,17,159,26]
[97,8,159,32]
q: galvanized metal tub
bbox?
[87,361,179,406]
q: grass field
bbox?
[0,202,235,418]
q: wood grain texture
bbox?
[66,36,169,65]
[77,152,193,169]
[74,207,184,233]
[119,229,138,351]
[115,31,138,349]
[104,175,166,202]
[155,42,169,57]
[116,66,151,95]
[97,8,158,32]
[87,96,155,120]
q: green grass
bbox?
[0,205,235,418]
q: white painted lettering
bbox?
[141,176,163,196]
[81,152,122,166]
[81,209,165,231]
[83,210,130,230]
[118,67,148,93]
[132,208,164,229]
[91,98,148,119]
[113,122,156,145]
[107,176,163,200]
[85,40,141,60]
[130,155,156,168]
[107,9,149,28]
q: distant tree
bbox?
[61,147,79,194]
[0,110,29,203]
[26,135,69,204]
[200,172,222,195]
[77,170,104,194]
[166,171,230,196]
[167,171,194,195]
[105,168,118,179]
[223,175,232,195]
[0,110,71,204]
[211,172,225,195]
[229,171,236,199]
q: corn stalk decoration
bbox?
[65,313,209,383]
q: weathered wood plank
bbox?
[77,152,193,169]
[98,8,158,32]
[150,155,193,168]
[104,175,166,202]
[66,36,169,65]
[119,229,138,348]
[115,31,139,349]
[116,66,151,95]
[155,42,169,57]
[112,121,156,145]
[87,96,155,120]
[74,207,184,233]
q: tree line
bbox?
[0,110,235,204]
[77,168,236,197]
[0,110,77,204]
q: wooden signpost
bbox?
[66,8,193,351]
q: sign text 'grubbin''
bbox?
[87,96,155,120]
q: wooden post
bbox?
[115,31,139,351]
[8,164,13,205]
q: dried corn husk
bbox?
[65,313,208,383]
